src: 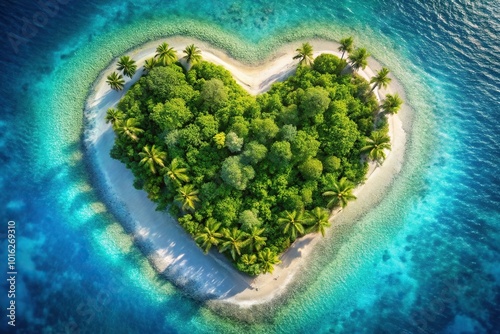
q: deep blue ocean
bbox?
[0,0,499,333]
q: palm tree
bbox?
[195,219,223,253]
[338,36,354,60]
[323,177,357,209]
[139,144,167,174]
[258,248,281,274]
[143,57,158,72]
[278,210,305,240]
[115,118,143,141]
[117,56,137,78]
[105,108,124,126]
[369,67,391,93]
[155,42,177,66]
[175,184,200,211]
[164,158,189,187]
[348,48,370,72]
[361,131,391,164]
[381,93,403,114]
[220,228,249,260]
[106,71,125,91]
[183,44,202,69]
[246,226,267,253]
[305,207,331,237]
[241,254,257,266]
[293,42,314,66]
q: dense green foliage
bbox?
[108,45,394,275]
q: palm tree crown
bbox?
[348,48,370,72]
[155,42,177,66]
[338,36,354,60]
[143,57,158,72]
[293,42,314,66]
[195,219,223,253]
[183,44,202,68]
[138,144,167,174]
[246,226,267,253]
[323,177,357,209]
[117,56,137,78]
[164,158,189,187]
[258,248,281,274]
[175,184,200,212]
[220,228,249,260]
[361,131,391,164]
[381,93,403,114]
[241,254,257,266]
[370,67,391,93]
[277,210,305,240]
[105,108,124,126]
[115,118,143,141]
[305,207,331,237]
[106,71,125,91]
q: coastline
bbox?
[83,37,408,308]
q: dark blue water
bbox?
[0,0,499,333]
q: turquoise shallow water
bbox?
[0,0,499,333]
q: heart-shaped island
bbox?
[85,37,405,307]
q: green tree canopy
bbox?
[280,124,297,141]
[323,156,341,173]
[292,130,320,162]
[239,210,261,231]
[300,86,331,122]
[269,141,293,166]
[241,141,268,165]
[298,158,323,180]
[150,98,193,132]
[145,66,195,101]
[251,118,279,143]
[225,131,244,153]
[313,53,345,75]
[220,156,255,190]
[200,78,228,111]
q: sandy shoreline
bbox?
[84,37,407,308]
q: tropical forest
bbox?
[106,41,402,275]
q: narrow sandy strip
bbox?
[84,37,407,307]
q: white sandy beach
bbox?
[84,37,408,307]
